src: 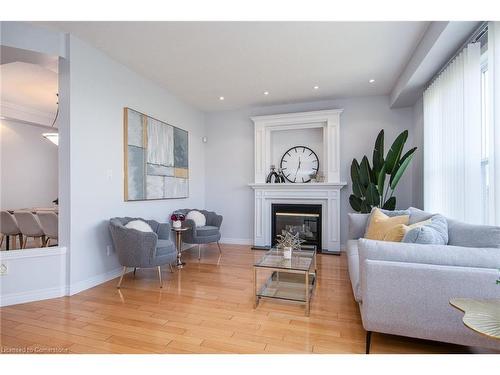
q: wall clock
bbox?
[280,146,319,183]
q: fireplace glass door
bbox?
[271,204,322,251]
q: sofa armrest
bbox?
[348,213,370,240]
[358,238,500,270]
[359,259,500,350]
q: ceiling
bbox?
[38,22,429,112]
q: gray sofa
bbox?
[174,209,223,259]
[347,207,500,353]
[109,217,176,288]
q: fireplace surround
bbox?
[249,109,346,254]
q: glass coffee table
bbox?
[253,248,317,316]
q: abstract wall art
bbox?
[124,108,189,200]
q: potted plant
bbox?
[276,230,304,259]
[170,212,186,229]
[350,129,417,213]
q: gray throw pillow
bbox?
[408,207,434,225]
[402,214,448,245]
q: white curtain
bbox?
[423,42,482,223]
[489,22,500,226]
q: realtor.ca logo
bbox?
[1,346,69,354]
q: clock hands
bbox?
[294,157,302,182]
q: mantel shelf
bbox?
[249,182,347,189]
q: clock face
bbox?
[280,146,319,183]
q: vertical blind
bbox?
[423,43,482,223]
[490,21,500,225]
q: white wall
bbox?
[205,96,418,247]
[67,36,206,292]
[0,119,58,210]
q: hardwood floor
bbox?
[0,244,494,354]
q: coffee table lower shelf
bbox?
[254,271,316,316]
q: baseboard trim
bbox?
[220,237,253,245]
[68,266,124,296]
[0,285,66,307]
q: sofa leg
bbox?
[169,263,174,273]
[157,266,163,288]
[133,267,137,277]
[217,241,222,254]
[117,266,127,289]
[365,331,372,354]
[198,244,201,260]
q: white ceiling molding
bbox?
[389,21,481,108]
[1,101,57,128]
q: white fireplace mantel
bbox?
[249,183,346,253]
[250,109,346,253]
[251,109,343,184]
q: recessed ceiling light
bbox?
[369,79,375,83]
[313,85,319,90]
[219,96,225,101]
[263,91,269,96]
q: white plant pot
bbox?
[173,220,182,229]
[283,246,292,259]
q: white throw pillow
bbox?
[186,210,206,227]
[125,220,153,232]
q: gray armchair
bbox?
[174,209,223,259]
[109,217,176,288]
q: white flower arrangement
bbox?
[276,230,304,250]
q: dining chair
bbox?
[0,211,22,250]
[14,211,46,248]
[37,212,58,247]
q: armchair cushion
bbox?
[196,225,220,237]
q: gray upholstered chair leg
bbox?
[217,241,222,253]
[157,266,163,288]
[117,266,127,288]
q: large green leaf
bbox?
[382,196,396,210]
[385,130,408,174]
[365,183,380,207]
[359,156,372,187]
[389,147,417,186]
[360,201,372,213]
[349,194,363,212]
[372,130,385,175]
[390,151,416,190]
[377,163,386,201]
[350,159,364,198]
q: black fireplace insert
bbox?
[271,203,322,252]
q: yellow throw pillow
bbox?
[383,219,432,242]
[364,208,409,241]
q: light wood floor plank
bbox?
[1,245,497,354]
